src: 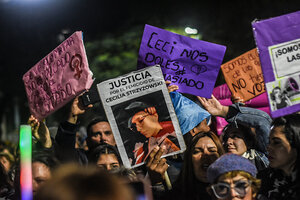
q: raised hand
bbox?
[166,81,179,93]
[231,94,245,104]
[28,115,52,148]
[197,95,229,118]
[68,95,93,124]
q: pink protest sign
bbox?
[23,31,93,120]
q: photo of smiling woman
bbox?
[112,90,181,166]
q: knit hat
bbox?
[170,91,211,135]
[207,153,257,183]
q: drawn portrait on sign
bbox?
[112,90,180,166]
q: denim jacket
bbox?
[243,149,269,172]
[225,103,272,154]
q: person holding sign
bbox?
[28,115,53,151]
[165,131,225,200]
[125,101,180,165]
[55,96,117,164]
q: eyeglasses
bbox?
[211,180,252,199]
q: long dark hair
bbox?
[272,114,300,180]
[172,131,224,199]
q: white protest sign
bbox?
[97,65,185,168]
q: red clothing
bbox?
[133,121,180,165]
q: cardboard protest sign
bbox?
[97,65,185,168]
[253,11,300,118]
[138,24,226,98]
[23,31,93,120]
[221,48,265,102]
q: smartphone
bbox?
[79,86,101,106]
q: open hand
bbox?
[166,81,179,93]
[197,95,229,117]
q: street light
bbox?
[185,27,198,35]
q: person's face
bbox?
[267,126,297,174]
[90,122,116,146]
[192,136,220,182]
[213,174,253,200]
[273,88,282,99]
[32,162,51,195]
[0,156,11,173]
[131,111,159,138]
[225,135,247,156]
[190,119,210,136]
[97,154,120,171]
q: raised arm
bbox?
[198,95,272,154]
[28,115,52,149]
[55,95,92,149]
[67,96,93,124]
[197,95,229,118]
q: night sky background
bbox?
[1,0,300,135]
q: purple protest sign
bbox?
[138,24,226,98]
[252,11,300,118]
[23,31,94,121]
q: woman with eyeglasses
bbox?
[257,114,300,200]
[207,153,261,200]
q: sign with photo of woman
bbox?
[253,10,300,117]
[97,65,185,168]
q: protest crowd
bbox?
[1,11,300,200]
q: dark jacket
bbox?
[55,121,88,165]
[257,168,299,200]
